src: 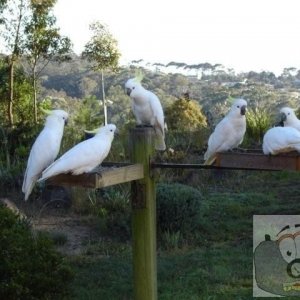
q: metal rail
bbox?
[151,151,300,171]
[150,162,279,171]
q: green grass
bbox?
[68,243,253,299]
[69,255,133,299]
[65,170,300,299]
[3,169,300,299]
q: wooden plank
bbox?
[130,127,157,300]
[94,164,144,188]
[46,164,144,188]
[216,151,300,171]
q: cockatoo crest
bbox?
[85,125,117,136]
[226,96,235,105]
[134,69,144,83]
[84,127,101,135]
[40,108,69,121]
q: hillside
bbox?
[38,54,300,126]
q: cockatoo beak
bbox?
[126,88,132,96]
[64,119,68,126]
[280,112,287,122]
[40,107,52,115]
[240,105,246,115]
[114,128,119,136]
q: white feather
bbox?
[280,107,300,131]
[22,110,68,201]
[38,124,117,181]
[125,78,166,151]
[204,98,247,165]
[263,126,300,155]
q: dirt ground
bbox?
[32,213,98,255]
[1,197,99,255]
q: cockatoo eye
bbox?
[132,87,135,90]
[288,113,290,115]
[110,129,113,132]
[237,105,240,108]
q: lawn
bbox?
[62,170,300,299]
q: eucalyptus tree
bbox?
[0,0,7,23]
[82,21,120,125]
[0,0,29,126]
[24,0,71,123]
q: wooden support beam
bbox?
[130,127,157,300]
[216,151,300,171]
[46,164,144,188]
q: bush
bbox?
[0,205,73,300]
[245,106,273,146]
[165,98,207,131]
[84,185,132,241]
[156,183,204,238]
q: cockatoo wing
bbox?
[204,117,243,165]
[148,92,166,151]
[292,119,300,131]
[39,137,111,181]
[22,129,61,201]
[263,127,300,155]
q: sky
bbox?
[53,0,300,75]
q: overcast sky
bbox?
[53,0,300,74]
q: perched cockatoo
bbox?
[279,107,300,131]
[38,124,117,181]
[125,77,166,151]
[22,109,68,201]
[263,126,300,155]
[204,98,247,165]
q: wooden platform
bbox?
[46,164,144,188]
[215,151,300,171]
[46,151,300,189]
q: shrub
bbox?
[85,185,132,241]
[161,230,181,251]
[156,183,204,238]
[165,97,207,131]
[0,205,73,300]
[245,106,273,146]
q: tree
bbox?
[82,21,120,125]
[166,93,207,131]
[0,0,29,126]
[24,0,71,123]
[0,58,33,125]
[0,0,8,24]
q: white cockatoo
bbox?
[38,124,117,181]
[204,98,247,165]
[125,77,166,151]
[279,107,300,131]
[22,109,68,201]
[263,126,300,155]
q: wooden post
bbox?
[130,127,157,300]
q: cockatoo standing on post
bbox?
[204,98,247,165]
[22,109,68,201]
[125,75,166,151]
